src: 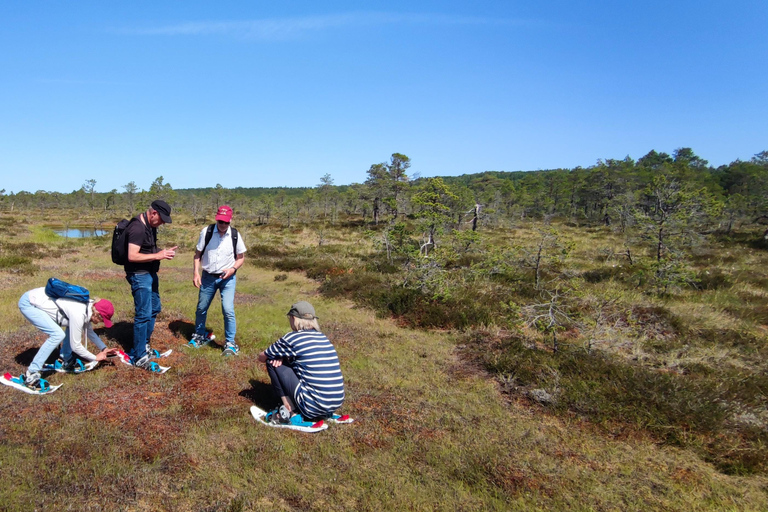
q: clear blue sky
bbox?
[1,1,766,194]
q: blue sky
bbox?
[1,1,766,194]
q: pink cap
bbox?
[216,205,233,223]
[93,299,114,328]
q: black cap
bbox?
[151,200,172,224]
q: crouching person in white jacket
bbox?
[18,286,117,391]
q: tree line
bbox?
[2,148,767,238]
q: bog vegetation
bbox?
[2,148,768,510]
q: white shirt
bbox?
[195,225,247,274]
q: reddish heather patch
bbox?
[347,392,409,451]
[0,329,47,374]
[490,462,549,496]
[0,318,256,467]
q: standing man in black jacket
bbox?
[124,200,176,372]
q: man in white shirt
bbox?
[190,205,247,355]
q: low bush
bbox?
[695,268,732,289]
[248,244,285,257]
[581,266,624,283]
[462,329,768,475]
[0,255,37,274]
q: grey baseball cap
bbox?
[287,301,318,319]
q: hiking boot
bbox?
[187,332,215,349]
[132,355,163,373]
[221,342,239,356]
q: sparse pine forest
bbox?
[2,148,768,510]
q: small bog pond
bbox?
[54,228,108,238]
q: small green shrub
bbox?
[274,256,315,273]
[0,255,37,274]
[581,266,624,283]
[249,244,285,257]
[695,269,732,289]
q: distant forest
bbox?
[3,148,768,233]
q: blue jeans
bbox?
[195,272,237,343]
[126,272,161,361]
[18,292,65,374]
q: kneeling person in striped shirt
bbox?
[257,301,346,428]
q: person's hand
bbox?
[269,358,283,368]
[94,347,116,362]
[159,246,178,260]
[193,273,201,289]
[222,268,236,279]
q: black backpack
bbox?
[111,218,135,265]
[202,224,239,256]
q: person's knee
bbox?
[49,331,66,344]
[196,297,210,315]
[134,305,152,322]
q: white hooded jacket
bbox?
[27,287,106,361]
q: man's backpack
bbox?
[44,277,90,304]
[111,218,135,265]
[201,224,239,256]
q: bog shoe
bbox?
[187,332,215,348]
[23,371,49,391]
[266,405,293,425]
[132,355,163,373]
[56,358,85,373]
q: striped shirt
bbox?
[264,329,345,419]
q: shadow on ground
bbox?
[239,379,276,410]
[168,319,195,340]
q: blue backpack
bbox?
[44,278,90,304]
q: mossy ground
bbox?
[0,213,767,510]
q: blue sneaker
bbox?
[221,342,239,356]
